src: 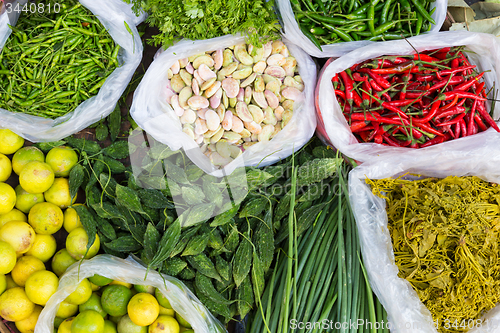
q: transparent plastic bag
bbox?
[129,34,317,177]
[348,130,500,333]
[35,255,226,333]
[315,31,500,163]
[276,0,447,58]
[0,0,145,142]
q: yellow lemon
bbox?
[0,208,27,228]
[6,274,19,289]
[56,301,79,319]
[90,281,100,291]
[0,287,35,321]
[46,146,79,178]
[65,278,92,305]
[63,206,82,233]
[127,292,160,327]
[0,220,36,254]
[51,248,78,277]
[0,240,16,274]
[0,183,16,215]
[109,280,132,288]
[44,178,76,209]
[148,315,180,333]
[25,234,57,262]
[28,202,64,235]
[0,129,24,155]
[117,314,148,333]
[12,146,45,175]
[11,255,45,287]
[57,317,75,333]
[15,185,45,214]
[25,270,59,306]
[0,274,6,295]
[19,161,55,194]
[0,153,12,182]
[66,227,100,260]
[15,304,42,333]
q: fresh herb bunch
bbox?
[56,132,341,323]
[128,0,281,48]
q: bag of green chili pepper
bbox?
[276,0,447,57]
[0,0,145,142]
[349,135,500,333]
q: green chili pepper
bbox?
[409,0,436,25]
[367,5,376,36]
[300,26,323,50]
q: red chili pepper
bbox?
[339,71,354,105]
[439,94,459,112]
[412,120,445,137]
[443,91,486,101]
[399,118,423,139]
[413,54,439,63]
[382,133,402,147]
[350,121,368,132]
[438,65,476,76]
[428,76,465,92]
[420,135,446,148]
[416,100,440,123]
[474,114,488,131]
[352,72,367,82]
[434,106,466,120]
[455,72,485,92]
[381,102,408,118]
[352,90,363,107]
[335,89,346,99]
[353,125,374,133]
[362,80,372,107]
[476,101,500,132]
[460,119,467,137]
[371,61,415,75]
[415,74,434,82]
[468,100,477,136]
[358,68,391,89]
[436,113,466,127]
[454,121,461,138]
[331,75,340,89]
[374,134,383,144]
[386,99,417,107]
[348,113,403,125]
[405,91,431,99]
[359,131,370,142]
[451,58,459,68]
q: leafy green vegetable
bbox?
[129,0,281,48]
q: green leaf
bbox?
[68,164,84,203]
[105,236,142,252]
[149,219,181,270]
[144,223,161,263]
[73,205,97,253]
[115,184,144,214]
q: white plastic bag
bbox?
[0,0,145,142]
[130,34,317,177]
[315,31,500,164]
[349,130,500,333]
[276,0,447,58]
[35,255,226,333]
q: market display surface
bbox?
[0,0,499,333]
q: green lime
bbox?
[101,285,133,317]
[79,292,107,318]
[54,316,65,329]
[175,313,191,329]
[89,274,113,287]
[103,319,118,333]
[154,288,172,309]
[117,314,147,333]
[71,310,105,333]
[134,284,155,294]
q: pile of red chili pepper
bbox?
[334,46,500,148]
